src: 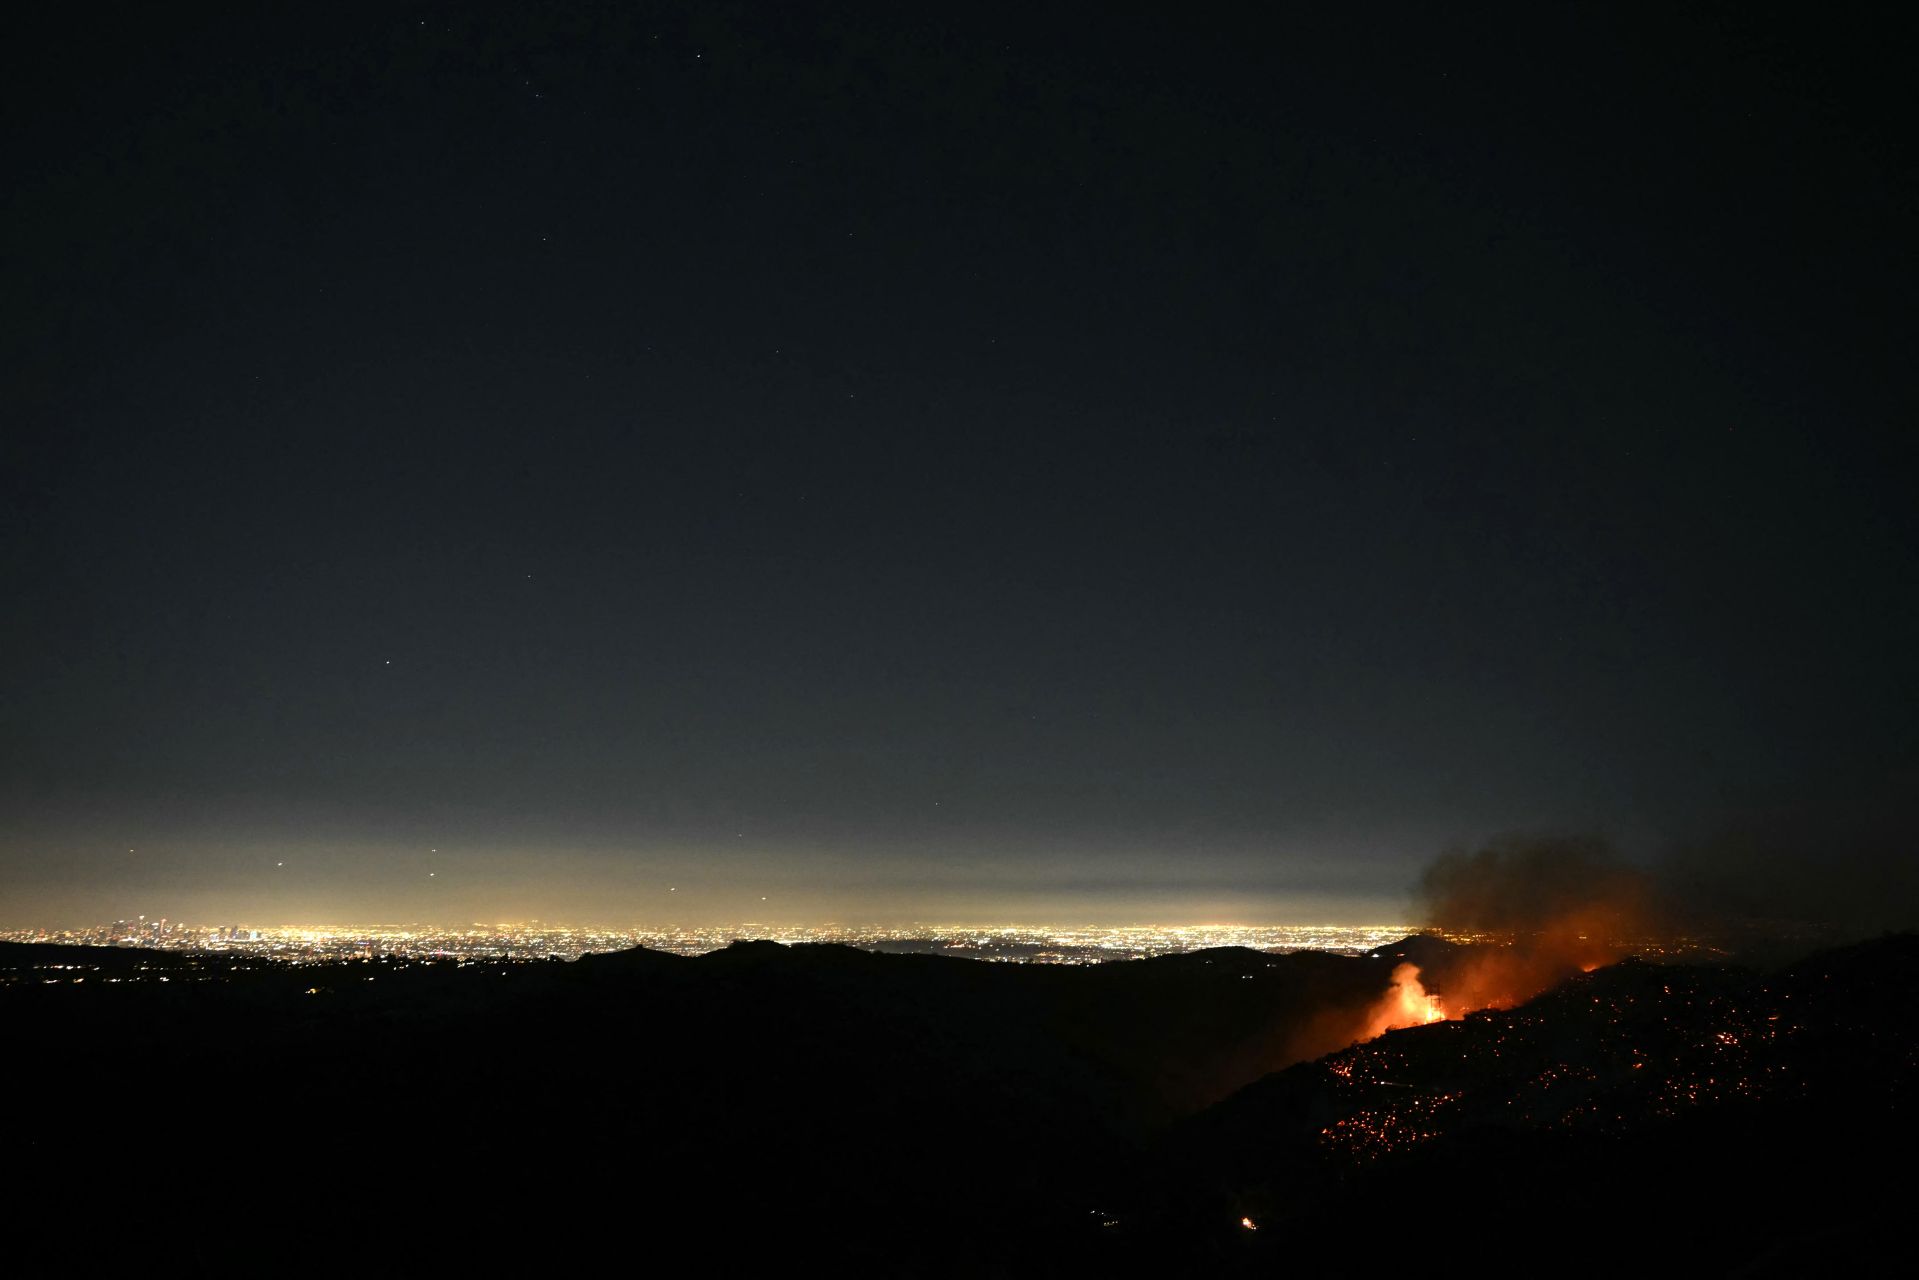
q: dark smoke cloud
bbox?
[1417,832,1654,940]
[1409,790,1916,1014]
[1407,832,1652,1013]
[1331,807,1915,1051]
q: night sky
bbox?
[5,3,1914,928]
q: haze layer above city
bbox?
[4,4,1913,938]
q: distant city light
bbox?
[1,920,1431,965]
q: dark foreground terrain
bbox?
[5,933,1913,1274]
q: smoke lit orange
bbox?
[1363,962,1448,1038]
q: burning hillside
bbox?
[1122,933,1919,1274]
[1350,834,1662,1040]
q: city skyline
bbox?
[0,917,1432,963]
[0,870,1422,933]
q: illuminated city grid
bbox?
[0,918,1424,964]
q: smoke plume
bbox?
[1324,808,1912,1055]
[1384,832,1655,1027]
[1417,832,1651,942]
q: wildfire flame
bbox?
[1363,962,1449,1039]
[1354,945,1623,1044]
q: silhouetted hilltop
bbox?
[1111,933,1919,1274]
[0,938,196,970]
[0,934,1454,1269]
[6,932,1909,1273]
[1362,931,1464,967]
[570,941,689,972]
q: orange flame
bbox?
[1362,962,1448,1039]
